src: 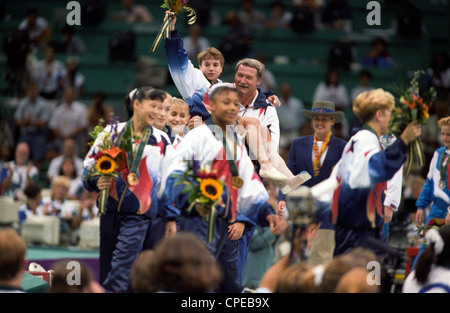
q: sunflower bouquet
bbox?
[389,70,437,175]
[86,115,133,216]
[150,0,197,53]
[173,158,224,242]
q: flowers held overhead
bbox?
[389,70,437,175]
[150,0,197,53]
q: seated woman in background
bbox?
[58,156,84,200]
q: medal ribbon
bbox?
[211,122,239,178]
[126,121,153,177]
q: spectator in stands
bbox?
[360,36,394,69]
[351,69,374,102]
[292,0,324,30]
[312,68,349,112]
[59,57,85,98]
[182,24,211,61]
[14,82,51,167]
[58,156,84,200]
[238,0,266,29]
[78,190,99,221]
[0,113,14,169]
[349,69,374,134]
[426,51,450,100]
[219,10,254,64]
[150,233,223,292]
[18,8,51,53]
[0,228,27,293]
[86,92,114,133]
[50,260,104,293]
[276,82,306,143]
[42,175,78,245]
[53,25,86,54]
[115,0,154,24]
[320,0,352,31]
[3,28,31,98]
[265,0,293,29]
[47,138,84,184]
[48,87,88,156]
[18,183,44,225]
[37,44,65,100]
[0,142,39,200]
[255,53,277,92]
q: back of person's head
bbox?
[317,254,358,293]
[152,233,222,292]
[131,250,157,293]
[24,183,41,200]
[335,267,380,293]
[346,247,379,267]
[0,228,27,281]
[352,88,395,124]
[198,47,225,67]
[415,226,450,285]
[276,262,316,293]
[50,260,103,293]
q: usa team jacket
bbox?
[82,122,172,218]
[329,129,408,230]
[415,147,450,220]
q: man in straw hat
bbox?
[306,89,422,256]
[277,100,347,265]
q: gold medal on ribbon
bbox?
[232,176,243,189]
[127,173,139,186]
[439,179,446,190]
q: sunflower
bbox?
[199,178,223,201]
[96,155,117,175]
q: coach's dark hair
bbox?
[124,87,167,119]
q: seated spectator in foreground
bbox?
[150,233,223,293]
[0,228,27,293]
[18,184,45,225]
[47,138,84,184]
[50,260,104,293]
[42,176,78,245]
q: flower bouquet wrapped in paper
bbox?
[173,158,224,242]
[389,70,437,175]
[150,0,197,53]
[85,115,133,216]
